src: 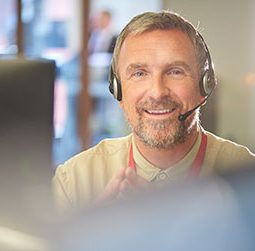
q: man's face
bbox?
[117,29,203,149]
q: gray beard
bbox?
[131,111,199,150]
[124,96,200,150]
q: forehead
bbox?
[118,29,198,70]
[122,29,194,51]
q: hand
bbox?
[119,167,148,196]
[93,166,148,206]
[92,166,126,206]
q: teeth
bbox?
[146,109,174,114]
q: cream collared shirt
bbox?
[53,129,255,212]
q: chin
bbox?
[134,123,182,149]
[133,115,199,149]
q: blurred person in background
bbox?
[53,11,255,213]
[88,9,117,54]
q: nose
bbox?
[147,74,168,99]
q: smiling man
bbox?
[53,11,255,212]
[118,29,202,167]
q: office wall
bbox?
[163,0,255,151]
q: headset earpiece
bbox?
[197,32,217,97]
[200,69,215,97]
[108,65,122,101]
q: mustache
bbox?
[136,96,182,111]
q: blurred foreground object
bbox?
[54,163,255,251]
[0,57,56,242]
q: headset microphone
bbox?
[178,97,208,122]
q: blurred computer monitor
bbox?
[0,57,55,231]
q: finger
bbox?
[93,179,119,205]
[119,179,129,194]
[115,165,127,180]
[103,165,127,197]
[136,175,149,188]
[93,166,127,205]
[125,168,149,188]
[119,178,136,198]
[125,167,136,181]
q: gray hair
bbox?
[112,11,208,80]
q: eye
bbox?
[131,70,147,78]
[168,68,186,79]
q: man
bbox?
[88,10,117,54]
[53,11,255,212]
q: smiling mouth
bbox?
[144,108,176,115]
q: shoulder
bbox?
[203,130,255,172]
[205,130,254,156]
[69,134,131,162]
[57,134,132,173]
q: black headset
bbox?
[109,65,122,101]
[108,31,216,101]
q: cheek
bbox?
[122,84,145,106]
[174,84,202,107]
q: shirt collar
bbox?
[132,130,202,182]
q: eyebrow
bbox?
[125,63,148,76]
[166,61,193,73]
[125,61,193,76]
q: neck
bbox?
[134,125,200,169]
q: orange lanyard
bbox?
[128,132,207,177]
